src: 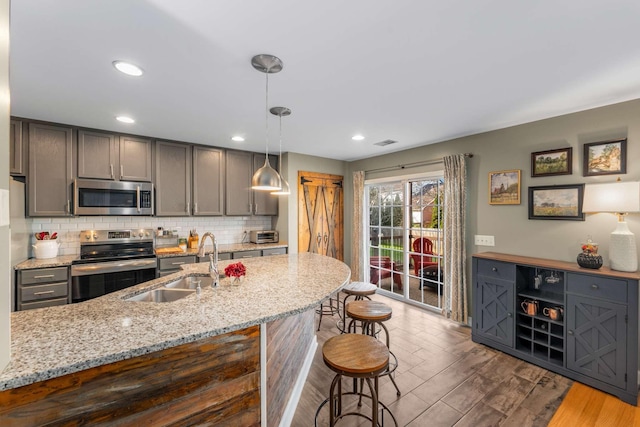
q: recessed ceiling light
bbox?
[231,136,245,142]
[116,116,135,124]
[352,134,365,141]
[112,60,144,76]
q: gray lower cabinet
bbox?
[155,141,192,216]
[10,119,25,176]
[157,255,197,277]
[261,247,287,256]
[232,250,262,259]
[18,267,69,311]
[77,131,152,181]
[225,150,278,216]
[472,254,639,405]
[28,123,74,217]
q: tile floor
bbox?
[291,293,572,426]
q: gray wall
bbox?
[346,99,640,277]
[1,0,10,370]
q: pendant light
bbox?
[251,54,282,191]
[270,106,291,195]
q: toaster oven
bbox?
[249,230,279,244]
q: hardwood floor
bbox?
[292,294,573,426]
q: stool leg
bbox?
[329,373,342,427]
[366,377,379,427]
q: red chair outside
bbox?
[369,256,403,290]
[410,237,437,276]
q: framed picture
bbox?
[583,138,627,176]
[489,169,521,205]
[528,184,585,221]
[531,147,572,177]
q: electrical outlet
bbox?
[474,235,495,246]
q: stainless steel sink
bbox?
[164,276,214,290]
[125,288,195,303]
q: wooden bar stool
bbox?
[337,281,377,332]
[346,300,401,397]
[314,334,397,427]
[316,294,340,331]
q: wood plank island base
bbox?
[0,253,351,426]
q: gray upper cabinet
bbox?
[155,140,191,216]
[225,150,279,216]
[28,123,74,217]
[225,150,253,215]
[119,136,153,182]
[77,130,117,179]
[10,119,25,176]
[193,146,224,216]
[77,131,151,182]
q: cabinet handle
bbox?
[136,186,141,213]
[507,312,512,317]
[492,267,497,272]
[33,290,55,296]
[254,203,258,214]
[110,164,114,179]
[171,262,186,265]
[194,203,198,214]
[34,274,55,279]
[568,330,574,335]
[67,200,70,215]
[120,165,124,180]
[591,284,599,290]
[186,202,190,214]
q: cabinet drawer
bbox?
[218,252,232,261]
[158,256,197,271]
[567,273,627,303]
[475,259,515,281]
[21,282,68,302]
[262,247,287,256]
[20,267,68,285]
[233,250,261,259]
[19,297,68,311]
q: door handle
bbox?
[136,186,141,213]
[317,233,322,245]
[324,233,328,245]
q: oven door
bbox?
[71,258,157,303]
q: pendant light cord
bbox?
[264,71,270,161]
[278,114,283,171]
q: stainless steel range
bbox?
[71,229,156,303]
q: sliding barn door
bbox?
[298,172,344,261]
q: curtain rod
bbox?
[365,153,473,174]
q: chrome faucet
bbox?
[198,232,219,287]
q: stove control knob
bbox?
[138,232,144,238]
[93,233,98,240]
[144,232,150,237]
[85,234,91,240]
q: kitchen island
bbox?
[1,253,350,426]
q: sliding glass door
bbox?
[366,174,444,310]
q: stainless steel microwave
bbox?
[73,179,154,216]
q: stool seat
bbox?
[342,281,377,296]
[346,300,392,323]
[323,334,389,376]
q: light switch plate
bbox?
[0,189,8,226]
[474,235,495,246]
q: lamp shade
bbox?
[582,181,640,213]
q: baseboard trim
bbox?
[278,335,318,427]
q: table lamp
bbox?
[582,181,640,272]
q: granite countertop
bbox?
[1,252,350,391]
[13,242,289,269]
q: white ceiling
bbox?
[9,1,640,162]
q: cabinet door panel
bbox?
[119,136,152,182]
[225,150,253,215]
[566,295,627,389]
[193,146,224,216]
[10,119,24,175]
[28,123,74,217]
[155,141,191,216]
[474,276,514,347]
[77,130,116,179]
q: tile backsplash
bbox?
[27,216,273,257]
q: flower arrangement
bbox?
[224,262,247,279]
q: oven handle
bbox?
[71,258,157,277]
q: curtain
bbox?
[351,171,365,282]
[443,154,468,323]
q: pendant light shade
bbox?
[270,106,291,196]
[251,54,282,191]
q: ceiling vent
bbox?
[373,139,398,147]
